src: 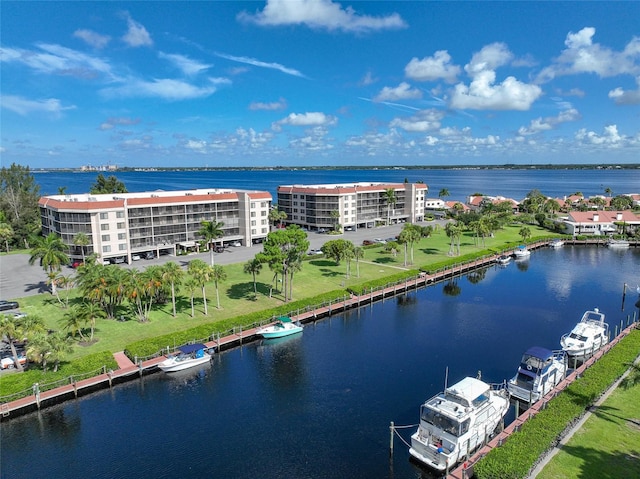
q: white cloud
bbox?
[360,71,377,86]
[272,112,337,131]
[249,98,288,111]
[575,124,624,146]
[450,71,542,110]
[121,12,153,47]
[405,50,461,83]
[101,77,228,100]
[537,27,640,82]
[449,42,542,110]
[186,139,207,152]
[73,29,111,49]
[99,117,141,131]
[159,52,211,76]
[237,0,407,34]
[389,109,444,132]
[215,51,305,78]
[1,94,76,117]
[518,108,580,136]
[374,82,422,102]
[1,43,116,80]
[608,77,640,105]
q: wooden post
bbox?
[389,421,394,455]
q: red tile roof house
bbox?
[465,195,519,212]
[562,210,640,236]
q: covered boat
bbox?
[508,346,567,403]
[409,376,510,472]
[561,308,608,358]
[158,343,212,372]
[496,254,511,265]
[513,245,531,258]
[256,316,303,339]
[549,239,565,248]
[607,239,630,249]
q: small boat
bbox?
[409,376,510,472]
[549,239,565,248]
[561,308,609,358]
[607,239,630,249]
[513,245,531,258]
[496,254,511,265]
[158,343,212,372]
[256,316,303,339]
[508,347,567,404]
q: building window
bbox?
[251,211,256,217]
[101,234,110,241]
[251,229,256,234]
[101,224,109,231]
[261,219,267,225]
[102,245,111,253]
[117,222,125,229]
[251,220,256,226]
[262,228,268,233]
[100,212,108,220]
[118,233,126,240]
[261,210,267,216]
[251,202,256,209]
[119,244,127,251]
[116,211,125,218]
[261,202,268,207]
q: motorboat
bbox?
[409,376,510,472]
[158,343,212,372]
[512,245,531,258]
[549,239,565,248]
[508,347,567,404]
[607,239,630,249]
[256,316,303,339]
[496,254,511,265]
[561,308,609,358]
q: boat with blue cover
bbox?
[507,346,567,403]
[158,343,213,372]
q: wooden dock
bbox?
[0,238,618,420]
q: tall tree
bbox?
[384,188,397,226]
[268,206,287,229]
[26,331,74,372]
[183,277,198,318]
[73,232,91,263]
[28,233,69,294]
[0,163,41,249]
[261,226,309,302]
[75,301,107,342]
[211,265,227,310]
[89,174,128,194]
[438,188,450,199]
[353,246,364,278]
[188,259,213,315]
[0,222,14,253]
[198,220,224,266]
[161,262,184,317]
[243,258,263,299]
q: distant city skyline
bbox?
[1,1,639,168]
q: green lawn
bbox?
[8,224,548,360]
[536,383,640,478]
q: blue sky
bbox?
[1,1,639,169]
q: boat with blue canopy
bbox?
[158,343,213,372]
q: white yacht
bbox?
[409,376,510,472]
[513,245,531,259]
[561,308,609,358]
[508,347,567,404]
[607,239,630,249]
[549,239,565,248]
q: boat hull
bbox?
[158,354,212,372]
[258,324,303,339]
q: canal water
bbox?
[2,246,639,479]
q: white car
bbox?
[132,254,141,261]
[373,238,387,244]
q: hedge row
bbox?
[474,328,640,479]
[124,288,350,358]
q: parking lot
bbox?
[0,221,445,301]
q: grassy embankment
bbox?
[1,225,549,396]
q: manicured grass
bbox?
[6,224,550,362]
[536,383,640,479]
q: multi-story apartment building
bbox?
[39,188,272,264]
[276,182,428,231]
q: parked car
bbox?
[344,226,354,231]
[230,241,242,247]
[362,240,375,246]
[131,254,141,261]
[373,238,387,244]
[0,300,19,311]
[308,249,323,255]
[214,246,225,253]
[71,260,84,268]
[144,252,155,260]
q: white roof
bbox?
[446,377,489,402]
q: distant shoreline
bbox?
[29,163,640,173]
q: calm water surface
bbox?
[33,168,640,203]
[2,247,639,479]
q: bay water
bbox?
[2,246,639,479]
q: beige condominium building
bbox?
[276,182,428,232]
[39,188,272,264]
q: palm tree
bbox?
[243,258,263,299]
[26,331,73,372]
[198,220,224,266]
[353,246,364,278]
[384,188,397,226]
[0,314,29,371]
[75,301,107,342]
[330,209,341,232]
[161,261,184,317]
[438,188,450,200]
[29,233,69,295]
[188,259,213,315]
[73,232,91,263]
[60,308,89,341]
[183,277,198,318]
[519,226,531,243]
[211,265,227,310]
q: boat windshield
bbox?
[568,332,588,341]
[421,407,469,437]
